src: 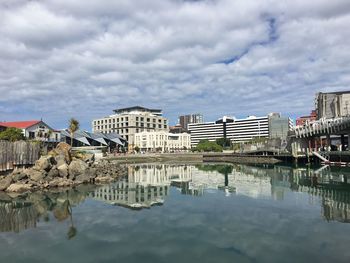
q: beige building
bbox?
[134,130,191,152]
[92,106,168,150]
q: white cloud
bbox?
[0,0,349,129]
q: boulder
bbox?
[6,183,33,193]
[0,176,13,191]
[83,153,95,165]
[55,154,67,167]
[49,178,74,188]
[11,172,28,182]
[68,159,88,179]
[47,166,59,179]
[58,164,69,178]
[95,176,114,183]
[33,156,54,172]
[55,142,72,164]
[26,169,46,182]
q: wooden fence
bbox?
[0,141,41,172]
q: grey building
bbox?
[179,113,203,130]
[268,113,294,139]
[316,91,350,119]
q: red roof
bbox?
[0,120,41,129]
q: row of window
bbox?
[94,123,167,129]
[94,117,167,125]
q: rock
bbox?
[83,153,95,164]
[95,176,114,183]
[33,156,54,172]
[68,159,88,179]
[49,178,74,188]
[55,142,72,164]
[55,154,67,167]
[0,176,13,191]
[6,183,33,193]
[11,172,28,182]
[58,164,69,178]
[47,166,59,179]
[26,169,46,182]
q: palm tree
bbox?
[68,118,80,147]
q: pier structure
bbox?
[289,116,350,164]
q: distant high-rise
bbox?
[179,113,203,130]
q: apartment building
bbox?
[92,106,169,150]
[188,114,292,147]
[179,113,203,130]
[134,130,191,152]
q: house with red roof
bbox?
[0,120,60,141]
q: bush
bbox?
[0,128,25,141]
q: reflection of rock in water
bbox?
[0,185,94,233]
[0,201,37,233]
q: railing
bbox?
[293,117,350,138]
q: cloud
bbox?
[0,0,349,129]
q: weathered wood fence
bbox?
[0,141,41,172]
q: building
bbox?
[296,110,317,126]
[169,124,187,134]
[92,106,169,150]
[0,120,60,142]
[316,91,350,119]
[60,130,126,150]
[134,130,191,152]
[179,113,203,130]
[268,113,294,139]
[188,114,292,147]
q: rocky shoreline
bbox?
[0,143,127,193]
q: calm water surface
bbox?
[1,163,350,263]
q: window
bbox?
[158,124,161,128]
[126,117,128,121]
[147,118,150,122]
[141,117,144,121]
[136,117,139,121]
[29,132,35,139]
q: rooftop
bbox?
[0,120,41,129]
[113,106,162,115]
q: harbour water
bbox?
[0,163,350,263]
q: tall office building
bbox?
[179,113,203,130]
[268,113,294,139]
[188,114,293,147]
[92,106,168,150]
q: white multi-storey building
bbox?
[134,130,191,152]
[188,115,271,146]
[92,106,169,150]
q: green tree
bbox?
[196,140,223,152]
[216,137,231,148]
[68,118,80,147]
[0,127,25,141]
[134,146,140,153]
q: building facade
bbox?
[296,110,317,126]
[268,113,294,139]
[188,114,292,147]
[179,113,203,130]
[134,130,191,152]
[92,106,169,150]
[0,120,60,142]
[316,91,350,119]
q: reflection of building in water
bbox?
[0,201,37,233]
[91,164,194,208]
[270,165,350,223]
[193,164,271,198]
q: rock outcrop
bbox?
[0,142,127,193]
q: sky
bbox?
[0,0,350,131]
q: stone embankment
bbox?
[0,143,127,193]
